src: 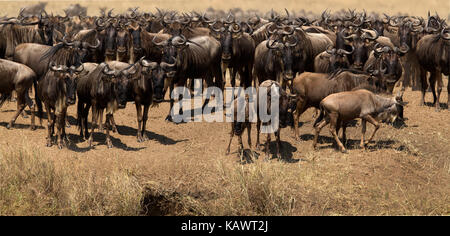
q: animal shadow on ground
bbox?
[65,132,145,152]
[0,121,45,130]
[313,134,397,152]
[112,124,188,145]
[424,102,449,110]
[264,141,299,163]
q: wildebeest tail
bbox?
[313,104,325,128]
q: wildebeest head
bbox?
[373,44,408,93]
[325,45,353,72]
[377,91,407,124]
[211,20,252,64]
[128,23,143,56]
[266,36,297,81]
[278,91,298,129]
[153,57,176,103]
[99,63,127,109]
[154,35,191,79]
[49,62,84,105]
[346,30,378,69]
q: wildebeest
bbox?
[226,95,252,156]
[364,44,408,93]
[107,57,160,142]
[255,80,298,160]
[0,59,36,129]
[291,70,387,140]
[313,89,405,153]
[76,63,127,148]
[211,21,255,88]
[314,46,353,73]
[416,27,450,111]
[253,38,298,88]
[37,62,83,148]
[154,35,223,122]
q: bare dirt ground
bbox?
[0,0,449,215]
[0,78,449,215]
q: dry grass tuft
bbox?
[0,145,143,216]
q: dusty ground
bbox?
[0,78,449,215]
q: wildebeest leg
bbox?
[341,122,348,146]
[231,68,238,88]
[45,103,53,147]
[363,115,380,146]
[329,112,346,153]
[141,104,150,141]
[313,118,328,150]
[7,91,26,129]
[82,103,91,139]
[77,101,85,138]
[98,108,104,132]
[105,114,113,148]
[56,109,65,149]
[419,68,428,106]
[447,76,450,110]
[108,113,118,133]
[434,72,443,111]
[226,123,234,155]
[293,98,307,141]
[135,102,143,142]
[166,82,175,122]
[265,133,271,160]
[275,130,281,160]
[360,119,367,149]
[24,91,35,130]
[88,105,98,148]
[247,123,252,150]
[255,119,261,150]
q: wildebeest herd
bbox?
[0,6,448,160]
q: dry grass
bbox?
[0,143,143,215]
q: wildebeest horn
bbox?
[62,34,74,46]
[266,39,280,50]
[398,43,409,54]
[211,21,225,32]
[202,13,214,24]
[243,22,254,34]
[141,59,158,70]
[411,26,424,33]
[363,30,379,41]
[267,23,278,35]
[103,64,116,76]
[161,56,177,69]
[224,12,234,24]
[74,64,84,73]
[326,45,336,54]
[280,25,294,35]
[337,46,354,55]
[284,8,290,18]
[441,28,450,40]
[95,18,106,28]
[388,17,399,27]
[152,35,167,46]
[172,35,187,46]
[108,9,117,18]
[343,33,357,40]
[231,23,241,33]
[83,39,101,49]
[285,36,297,47]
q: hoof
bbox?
[6,122,12,129]
[30,126,36,131]
[165,115,173,122]
[46,142,52,147]
[341,149,348,153]
[58,144,63,149]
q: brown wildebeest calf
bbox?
[313,89,405,153]
[226,95,252,156]
[0,59,36,129]
[291,70,387,140]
